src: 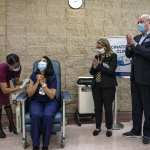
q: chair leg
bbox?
[62,101,65,139]
[23,138,29,149]
[61,130,65,148]
[61,135,65,148]
[60,101,66,148]
[16,102,21,133]
[21,101,29,149]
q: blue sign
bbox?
[108,37,131,78]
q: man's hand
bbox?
[126,34,136,46]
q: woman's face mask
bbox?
[96,48,105,55]
[9,63,21,72]
[38,61,47,72]
[12,66,21,72]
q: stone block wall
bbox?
[0,0,150,113]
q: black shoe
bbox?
[123,131,141,137]
[93,129,101,136]
[9,125,18,135]
[33,146,39,150]
[42,147,48,150]
[143,136,150,144]
[0,127,6,138]
[106,130,112,137]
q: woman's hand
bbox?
[92,58,99,68]
[36,74,44,83]
[36,74,41,82]
[27,79,39,97]
[40,80,47,88]
[38,76,46,87]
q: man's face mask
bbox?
[137,23,145,33]
[38,61,47,72]
[96,48,105,55]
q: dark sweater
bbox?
[90,53,117,88]
[125,33,150,85]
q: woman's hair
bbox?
[6,53,20,65]
[97,38,113,54]
[36,56,55,79]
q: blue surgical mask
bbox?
[38,61,47,72]
[137,23,145,33]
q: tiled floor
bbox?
[0,122,150,150]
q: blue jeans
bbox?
[30,100,58,147]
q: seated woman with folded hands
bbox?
[27,56,58,150]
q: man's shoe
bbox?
[42,147,48,150]
[143,136,150,144]
[106,130,112,137]
[33,146,39,150]
[123,131,141,137]
[93,129,101,136]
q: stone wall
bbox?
[0,0,150,113]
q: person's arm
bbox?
[15,77,22,85]
[40,75,57,100]
[0,67,21,94]
[89,58,99,75]
[125,46,134,58]
[41,84,56,100]
[97,53,117,76]
[132,44,150,61]
[0,82,20,94]
[125,34,140,58]
[89,66,98,75]
[26,79,39,97]
[26,73,41,97]
[126,34,150,60]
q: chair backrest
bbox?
[32,59,61,101]
[51,60,61,101]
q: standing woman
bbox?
[27,56,58,150]
[90,38,117,137]
[0,53,22,138]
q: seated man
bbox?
[27,56,59,150]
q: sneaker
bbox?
[93,129,101,136]
[123,131,141,137]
